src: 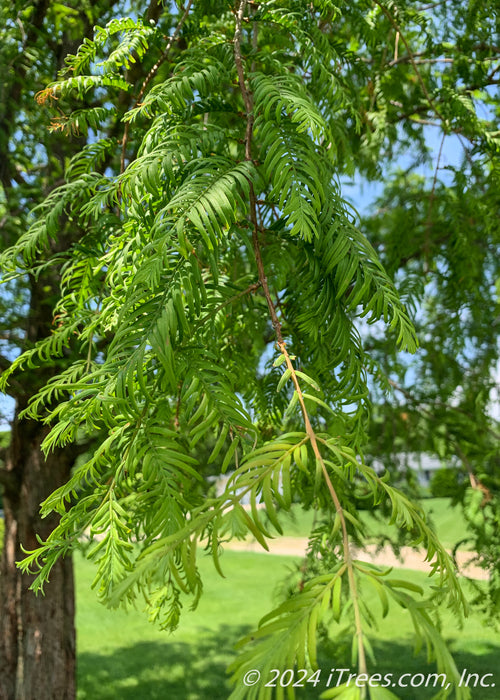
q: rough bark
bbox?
[0,410,75,700]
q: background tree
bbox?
[1,1,499,699]
[356,0,500,604]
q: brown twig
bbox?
[390,56,455,66]
[454,442,492,505]
[394,31,400,62]
[233,0,368,675]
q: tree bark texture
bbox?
[0,411,75,700]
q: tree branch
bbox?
[388,54,500,67]
[0,330,26,344]
[233,0,368,675]
[0,354,12,373]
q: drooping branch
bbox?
[233,1,368,675]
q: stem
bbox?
[233,0,367,677]
[234,0,253,120]
[174,380,183,431]
[280,347,368,676]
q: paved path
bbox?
[225,537,489,580]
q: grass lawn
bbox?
[76,549,498,700]
[279,498,471,550]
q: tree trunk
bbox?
[0,410,75,700]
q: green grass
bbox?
[76,550,298,699]
[278,499,471,550]
[76,550,498,700]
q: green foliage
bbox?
[1,0,499,698]
[462,486,500,616]
[430,469,463,500]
